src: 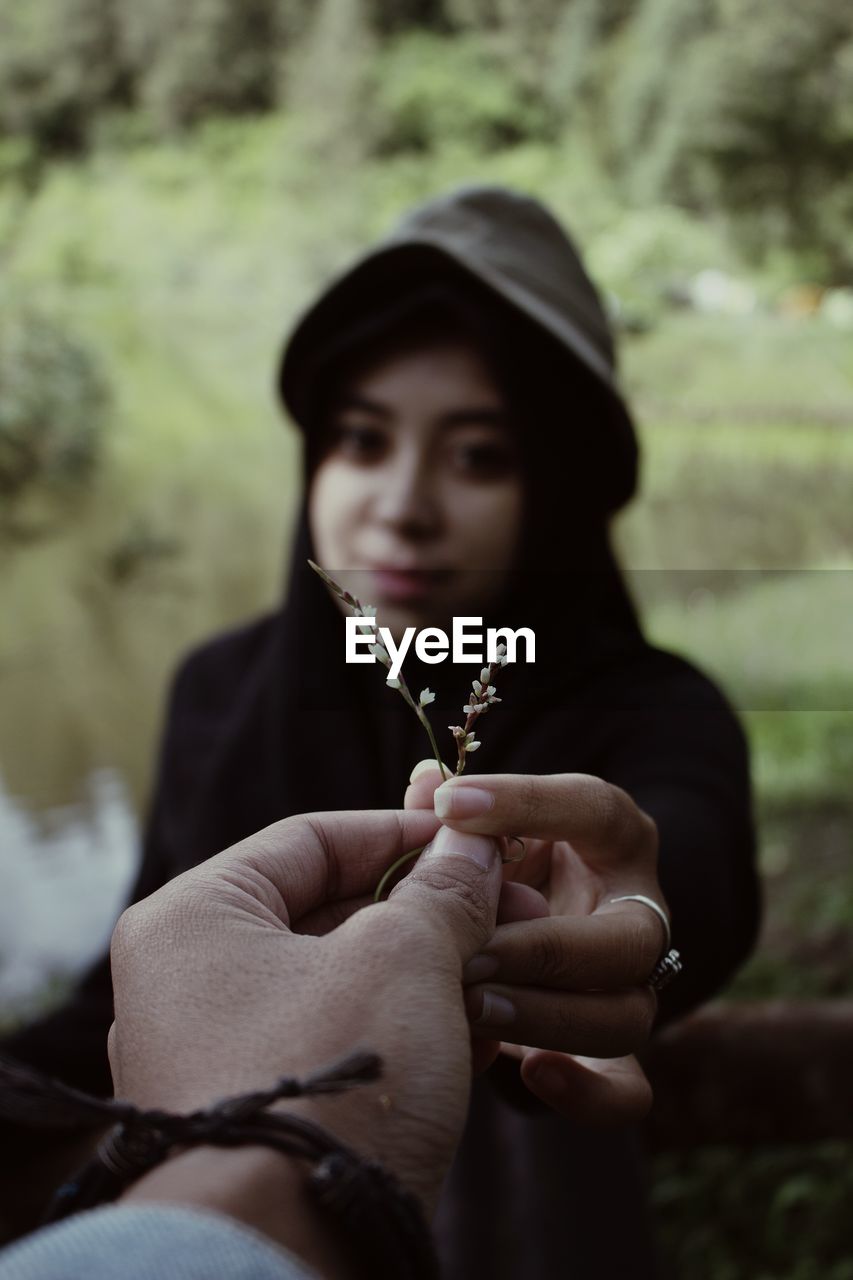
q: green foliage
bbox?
[588,205,732,323]
[689,1,853,279]
[368,0,450,34]
[539,0,604,119]
[0,306,109,532]
[371,32,552,153]
[284,0,376,154]
[0,0,128,154]
[121,0,280,130]
[606,0,713,196]
[605,0,853,280]
[0,0,283,148]
[1,0,853,281]
[653,1144,853,1280]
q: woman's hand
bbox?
[405,762,662,1123]
[108,807,505,1217]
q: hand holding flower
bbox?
[405,765,659,1124]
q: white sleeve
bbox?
[0,1204,320,1280]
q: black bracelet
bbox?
[0,1051,439,1280]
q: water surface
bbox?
[0,768,137,1017]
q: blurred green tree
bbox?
[371,31,552,153]
[283,0,376,155]
[0,308,109,537]
[119,0,280,130]
[603,0,853,281]
[0,0,128,153]
[1,0,852,281]
[606,0,713,198]
[368,0,450,34]
[692,0,853,281]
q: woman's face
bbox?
[309,341,524,637]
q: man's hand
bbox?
[405,762,661,1124]
[109,807,504,1214]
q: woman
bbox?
[2,185,759,1274]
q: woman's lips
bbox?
[369,567,451,603]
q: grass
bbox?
[652,1143,853,1280]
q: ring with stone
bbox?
[648,948,683,992]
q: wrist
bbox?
[123,1143,356,1280]
[101,1054,440,1280]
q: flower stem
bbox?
[417,712,449,781]
[373,845,424,903]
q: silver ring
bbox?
[648,948,683,992]
[608,894,671,953]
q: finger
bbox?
[521,1051,653,1126]
[433,773,657,870]
[496,881,550,926]
[405,773,548,913]
[404,758,453,811]
[295,876,522,936]
[462,911,662,991]
[464,983,656,1057]
[389,824,502,963]
[211,809,441,924]
[295,843,549,938]
[294,873,537,938]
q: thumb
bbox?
[389,825,502,963]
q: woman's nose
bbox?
[372,450,441,539]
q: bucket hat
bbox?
[279,183,637,511]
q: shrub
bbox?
[371,31,553,154]
[0,0,128,155]
[0,308,109,533]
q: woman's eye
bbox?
[332,424,387,462]
[453,441,515,479]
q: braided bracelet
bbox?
[0,1051,438,1280]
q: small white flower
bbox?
[386,676,401,689]
[465,740,481,752]
[463,703,485,716]
[487,695,502,704]
[371,642,390,664]
[465,731,477,744]
[496,643,507,657]
[472,679,482,695]
[485,686,496,696]
[449,725,466,738]
[480,667,491,683]
[355,604,378,635]
[419,688,435,706]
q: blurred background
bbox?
[1,0,852,1273]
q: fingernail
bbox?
[409,759,444,784]
[421,825,498,869]
[462,953,499,984]
[473,989,516,1028]
[434,784,494,820]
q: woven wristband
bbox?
[0,1050,439,1280]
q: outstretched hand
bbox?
[405,760,660,1124]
